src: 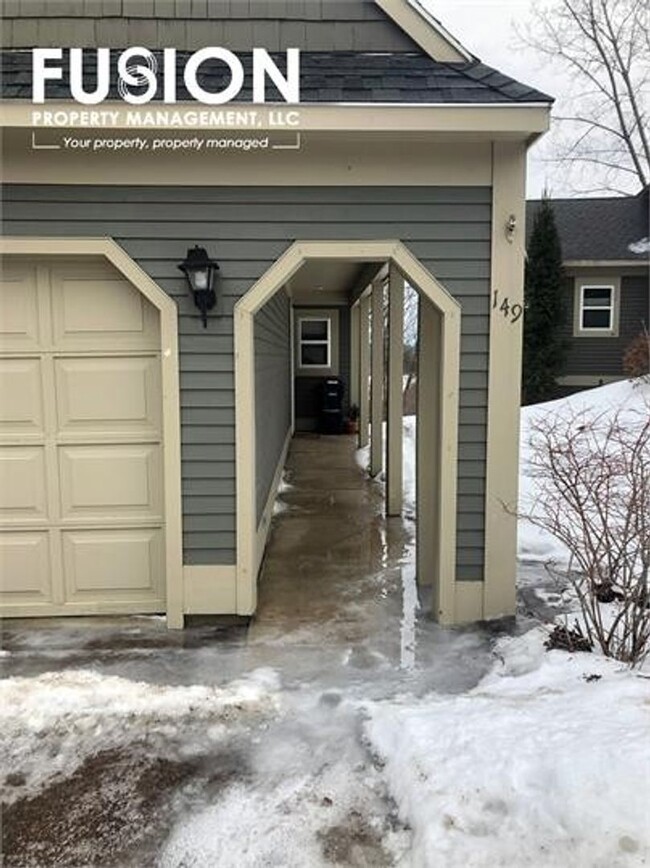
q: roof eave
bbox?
[0,99,552,139]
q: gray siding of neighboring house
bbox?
[562,274,649,377]
[294,304,351,431]
[254,289,292,523]
[2,0,416,51]
[1,184,491,580]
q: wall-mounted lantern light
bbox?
[178,245,220,327]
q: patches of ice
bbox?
[0,668,280,802]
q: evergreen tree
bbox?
[523,196,567,405]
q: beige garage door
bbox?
[0,257,166,616]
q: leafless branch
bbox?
[521,406,650,665]
[519,0,649,193]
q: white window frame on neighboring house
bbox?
[573,277,620,337]
[294,309,339,375]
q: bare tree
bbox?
[524,406,650,665]
[520,0,650,194]
[402,284,419,397]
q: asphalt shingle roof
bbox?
[1,50,553,104]
[527,191,650,262]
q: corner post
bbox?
[370,277,385,477]
[416,296,439,591]
[358,293,371,449]
[483,141,526,619]
[349,301,360,410]
[386,263,404,516]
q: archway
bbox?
[234,240,461,622]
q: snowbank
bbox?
[363,379,650,564]
[0,668,280,802]
[518,378,650,563]
[366,629,650,867]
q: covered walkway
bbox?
[252,433,415,657]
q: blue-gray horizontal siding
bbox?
[562,274,649,377]
[1,184,490,577]
[255,289,291,523]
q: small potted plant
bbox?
[347,404,360,435]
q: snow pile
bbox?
[403,416,416,517]
[366,629,650,868]
[355,418,417,519]
[518,378,650,563]
[358,379,650,566]
[161,691,409,867]
[0,668,280,801]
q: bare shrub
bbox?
[525,407,650,665]
[623,328,650,381]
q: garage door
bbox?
[0,258,166,616]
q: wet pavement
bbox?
[0,434,549,867]
[1,434,497,695]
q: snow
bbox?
[518,378,650,563]
[628,237,649,255]
[365,629,650,868]
[5,381,650,865]
[0,667,280,803]
[360,379,650,566]
[161,690,410,867]
[349,379,650,866]
[355,417,416,519]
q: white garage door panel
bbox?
[59,445,163,519]
[55,356,161,438]
[63,529,164,600]
[0,267,41,352]
[0,532,52,602]
[51,266,159,351]
[0,358,44,439]
[0,257,166,617]
[0,447,48,521]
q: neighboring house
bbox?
[527,188,649,394]
[0,0,552,627]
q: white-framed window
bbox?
[580,285,614,331]
[298,317,331,368]
[574,278,619,336]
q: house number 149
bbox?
[492,290,523,324]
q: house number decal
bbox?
[492,290,523,324]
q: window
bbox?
[574,279,619,337]
[581,286,613,330]
[299,317,331,367]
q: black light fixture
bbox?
[178,245,220,327]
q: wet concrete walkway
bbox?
[253,433,412,648]
[1,432,496,694]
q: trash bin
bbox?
[319,377,344,434]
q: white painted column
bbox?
[386,264,404,516]
[416,295,440,592]
[358,294,371,449]
[349,302,360,409]
[482,141,526,620]
[370,277,385,478]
